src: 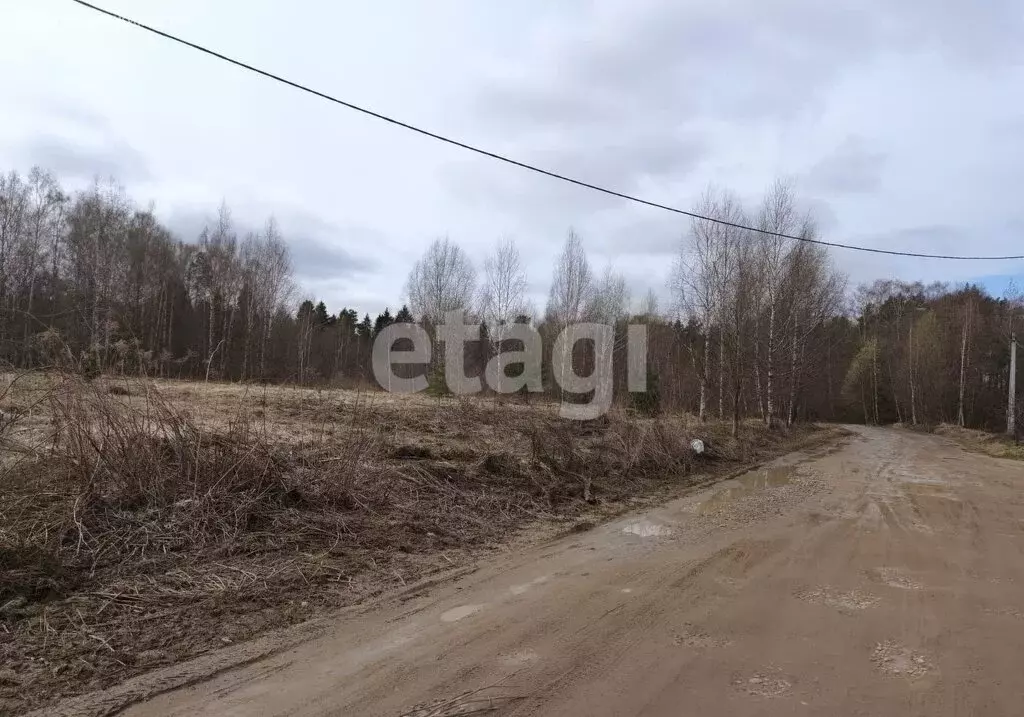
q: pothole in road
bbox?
[871,640,935,679]
[732,672,793,697]
[440,604,484,623]
[622,519,673,538]
[698,466,798,514]
[795,586,880,611]
[867,567,924,590]
[509,575,549,596]
[672,625,732,649]
[499,648,539,666]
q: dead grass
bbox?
[934,424,1024,461]
[0,372,816,714]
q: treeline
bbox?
[844,281,1020,431]
[0,167,1020,429]
[0,168,392,382]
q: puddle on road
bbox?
[499,648,539,666]
[509,575,549,596]
[440,604,484,623]
[698,465,798,514]
[622,519,673,537]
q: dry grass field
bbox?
[0,371,822,714]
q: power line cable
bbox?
[69,0,1024,261]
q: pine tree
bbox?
[373,307,394,336]
[395,304,414,323]
[356,313,373,338]
[314,300,330,326]
[337,308,358,332]
[296,300,315,321]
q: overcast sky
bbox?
[2,0,1023,316]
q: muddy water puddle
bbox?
[698,465,798,514]
[622,519,673,537]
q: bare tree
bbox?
[781,232,845,425]
[709,191,745,420]
[0,171,28,350]
[17,169,66,350]
[545,229,594,326]
[546,230,595,394]
[672,188,729,421]
[957,294,973,426]
[65,177,132,359]
[638,289,660,319]
[726,222,758,436]
[756,179,799,426]
[406,236,477,324]
[196,202,241,374]
[479,237,528,331]
[479,237,528,383]
[256,218,293,377]
[589,266,630,325]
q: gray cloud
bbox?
[464,0,1024,291]
[806,137,887,195]
[443,130,707,237]
[23,96,110,131]
[20,133,151,183]
[593,214,681,257]
[539,133,707,188]
[478,0,1024,133]
[286,226,380,281]
[164,206,379,283]
[849,224,967,259]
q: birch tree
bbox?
[756,179,800,426]
[546,230,595,394]
[406,237,477,324]
[671,188,731,422]
[479,237,528,384]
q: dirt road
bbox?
[69,426,1024,716]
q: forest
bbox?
[0,166,1020,431]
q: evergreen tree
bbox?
[395,304,414,323]
[337,308,358,332]
[356,313,373,338]
[373,307,394,336]
[314,300,330,326]
[297,299,315,321]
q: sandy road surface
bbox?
[82,427,1024,716]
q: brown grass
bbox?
[934,423,1024,461]
[0,372,812,714]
